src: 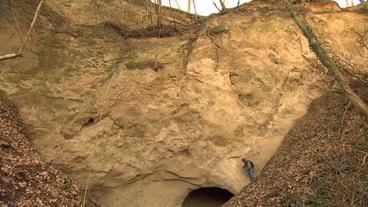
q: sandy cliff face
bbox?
[0,1,367,206]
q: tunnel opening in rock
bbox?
[182,187,234,207]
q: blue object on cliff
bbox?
[242,159,256,182]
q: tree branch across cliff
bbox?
[284,1,368,117]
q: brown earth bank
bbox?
[0,93,97,207]
[224,82,368,207]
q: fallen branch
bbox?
[0,53,20,61]
[331,54,368,84]
[361,153,368,168]
[0,0,45,62]
[285,1,368,118]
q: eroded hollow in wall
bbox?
[182,187,234,207]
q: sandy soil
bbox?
[1,1,367,206]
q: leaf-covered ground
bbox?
[225,82,368,207]
[0,93,90,207]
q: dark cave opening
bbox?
[182,187,234,207]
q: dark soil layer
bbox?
[0,93,86,207]
[225,84,368,207]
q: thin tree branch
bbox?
[353,29,368,51]
[18,0,45,55]
[192,0,198,22]
[213,0,227,12]
[219,0,227,11]
[361,153,368,168]
[0,53,20,61]
[213,2,222,12]
[174,0,181,10]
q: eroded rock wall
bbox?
[0,1,367,206]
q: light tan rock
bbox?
[1,1,367,207]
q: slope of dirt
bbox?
[224,82,368,207]
[0,93,86,206]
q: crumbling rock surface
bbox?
[0,0,367,206]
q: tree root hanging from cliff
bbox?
[0,0,44,62]
[284,1,368,118]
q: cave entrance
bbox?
[182,187,234,207]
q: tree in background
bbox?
[155,0,162,28]
[187,0,191,13]
[174,0,181,9]
[213,0,227,12]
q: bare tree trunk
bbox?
[154,0,162,28]
[174,0,181,10]
[192,0,198,21]
[213,0,227,12]
[147,0,153,27]
[187,0,191,13]
[219,0,227,11]
[285,1,368,117]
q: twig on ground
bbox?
[339,103,351,136]
[24,185,48,206]
[81,169,92,207]
[361,153,368,168]
[0,53,20,61]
